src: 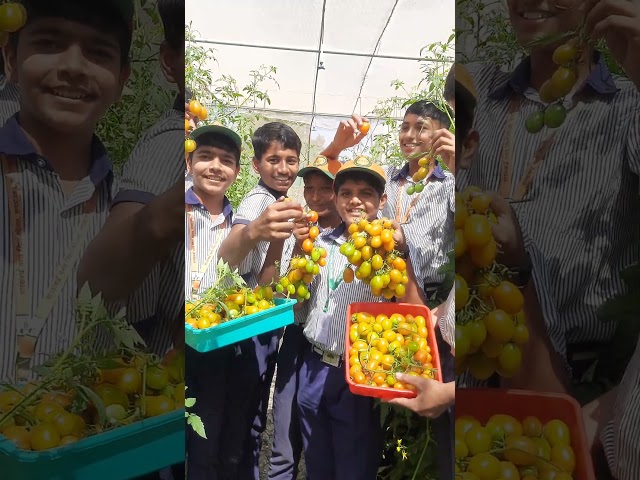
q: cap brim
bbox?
[297,166,335,180]
[191,125,242,151]
[335,167,386,186]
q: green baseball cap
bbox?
[297,155,342,180]
[190,124,243,152]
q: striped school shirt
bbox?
[382,163,455,297]
[107,95,185,356]
[439,287,455,349]
[232,180,295,288]
[184,188,234,299]
[457,54,640,368]
[601,335,640,480]
[302,223,385,357]
[0,115,115,382]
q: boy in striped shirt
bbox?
[218,122,305,480]
[268,154,342,480]
[0,0,133,383]
[182,124,254,479]
[296,157,424,479]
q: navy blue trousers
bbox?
[297,345,383,480]
[268,324,305,480]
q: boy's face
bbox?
[160,40,185,98]
[188,145,240,198]
[335,178,387,225]
[303,172,336,218]
[5,18,129,134]
[252,142,299,194]
[507,0,583,47]
[399,113,443,160]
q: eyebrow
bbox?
[29,26,120,50]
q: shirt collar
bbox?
[0,114,113,188]
[324,222,347,241]
[185,186,233,218]
[258,179,286,199]
[489,52,619,100]
[391,162,446,181]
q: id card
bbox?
[321,351,340,367]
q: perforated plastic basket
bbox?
[344,302,442,400]
[185,297,296,352]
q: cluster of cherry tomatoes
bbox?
[406,153,433,196]
[347,311,436,390]
[341,217,409,299]
[456,414,576,480]
[276,210,327,303]
[0,2,26,45]
[455,187,528,380]
[184,99,209,153]
[525,39,581,133]
[0,349,185,452]
[185,286,277,330]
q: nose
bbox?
[58,44,87,77]
[276,160,289,175]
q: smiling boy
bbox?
[296,157,423,480]
[0,0,132,383]
[218,122,304,479]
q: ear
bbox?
[252,157,259,174]
[185,153,193,173]
[459,129,479,171]
[159,42,177,84]
[378,192,388,211]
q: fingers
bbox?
[487,191,512,217]
[386,397,417,411]
[585,0,639,37]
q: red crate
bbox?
[344,302,443,400]
[456,388,596,480]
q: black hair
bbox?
[9,0,132,64]
[444,66,455,102]
[455,85,477,150]
[157,0,184,50]
[252,122,302,160]
[333,171,385,198]
[189,132,241,165]
[405,100,452,130]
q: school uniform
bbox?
[296,223,384,480]
[0,114,115,383]
[268,240,308,480]
[231,180,296,480]
[183,187,252,480]
[381,162,456,479]
[0,79,19,125]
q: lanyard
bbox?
[323,242,343,312]
[186,204,228,299]
[2,155,98,382]
[499,96,558,201]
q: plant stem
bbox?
[411,423,432,480]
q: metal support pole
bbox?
[192,38,453,63]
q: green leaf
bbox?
[185,397,196,408]
[187,414,207,439]
[597,294,640,322]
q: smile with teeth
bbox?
[49,87,90,100]
[204,175,224,182]
[403,142,421,147]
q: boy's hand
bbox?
[292,217,310,242]
[391,220,409,254]
[185,103,199,133]
[586,0,640,90]
[323,114,369,158]
[385,374,454,418]
[487,192,528,269]
[431,128,455,172]
[247,199,304,242]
